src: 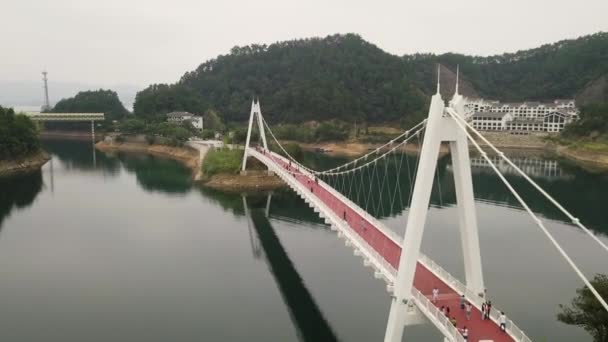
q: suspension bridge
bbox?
[239,70,608,342]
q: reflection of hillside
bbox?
[42,139,120,174]
[117,153,192,194]
[0,171,43,228]
[469,169,608,235]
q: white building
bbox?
[166,111,203,130]
[471,112,513,131]
[465,99,578,133]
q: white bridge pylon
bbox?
[384,69,485,342]
[241,71,539,341]
[242,99,268,171]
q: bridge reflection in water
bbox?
[242,195,339,342]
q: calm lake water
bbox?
[1,139,607,342]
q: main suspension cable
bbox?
[446,109,608,313]
[447,108,608,254]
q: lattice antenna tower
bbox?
[42,71,50,111]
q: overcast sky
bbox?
[2,0,607,89]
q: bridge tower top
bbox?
[242,99,269,171]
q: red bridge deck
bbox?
[263,150,515,342]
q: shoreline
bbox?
[96,140,201,178]
[95,140,286,192]
[0,151,51,177]
[293,133,608,172]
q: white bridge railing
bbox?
[419,254,532,342]
[249,148,532,342]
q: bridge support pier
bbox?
[384,77,484,342]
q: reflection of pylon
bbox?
[42,71,51,111]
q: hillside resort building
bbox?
[166,111,203,130]
[465,99,578,133]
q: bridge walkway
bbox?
[252,147,516,342]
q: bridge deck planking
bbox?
[262,150,514,342]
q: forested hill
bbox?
[135,34,427,124]
[406,32,608,104]
[51,89,129,121]
[133,32,608,124]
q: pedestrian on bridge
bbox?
[460,294,466,310]
[460,327,469,341]
[499,312,507,332]
[343,210,347,221]
[432,287,439,303]
[465,302,472,321]
[481,302,487,320]
[487,300,493,320]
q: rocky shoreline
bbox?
[0,151,51,177]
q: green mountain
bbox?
[51,89,129,121]
[133,32,608,124]
[135,34,427,124]
[407,32,608,104]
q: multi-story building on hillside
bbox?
[166,111,204,130]
[466,99,578,133]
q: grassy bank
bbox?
[200,148,286,192]
[202,148,243,177]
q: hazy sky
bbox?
[2,0,607,88]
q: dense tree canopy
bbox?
[134,34,427,124]
[51,89,129,121]
[562,103,608,138]
[133,32,608,126]
[558,274,608,342]
[406,32,608,103]
[0,106,40,160]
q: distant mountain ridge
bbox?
[125,31,606,123]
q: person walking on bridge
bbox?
[465,302,472,321]
[432,287,439,303]
[460,294,466,310]
[460,327,469,341]
[487,300,493,320]
[499,312,507,332]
